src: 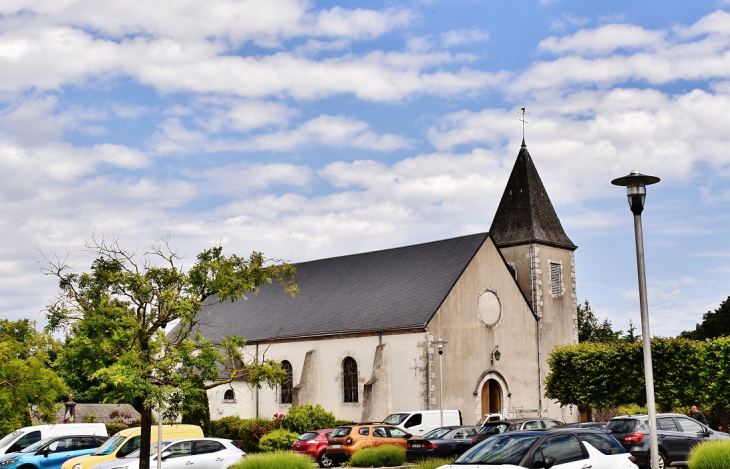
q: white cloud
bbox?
[441,28,489,47]
[150,115,415,154]
[539,24,665,55]
[201,163,314,196]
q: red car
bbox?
[292,429,334,467]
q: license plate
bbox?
[330,444,341,448]
[410,444,423,448]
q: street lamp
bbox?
[434,339,448,427]
[611,169,661,469]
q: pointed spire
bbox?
[489,141,576,250]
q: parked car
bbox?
[325,423,411,467]
[0,424,107,456]
[0,435,108,469]
[291,429,333,467]
[63,425,203,469]
[88,438,245,469]
[606,413,730,469]
[406,426,479,461]
[471,418,565,446]
[383,410,462,437]
[444,428,637,468]
[565,422,607,430]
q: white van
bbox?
[383,410,462,436]
[0,423,108,455]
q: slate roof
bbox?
[490,140,577,250]
[191,233,489,343]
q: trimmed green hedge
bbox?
[348,445,406,467]
[209,416,283,453]
[688,439,730,469]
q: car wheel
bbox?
[647,451,666,469]
[318,453,335,468]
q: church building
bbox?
[196,140,579,425]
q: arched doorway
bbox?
[481,379,502,417]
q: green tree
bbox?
[545,338,704,411]
[0,319,67,436]
[577,300,621,343]
[43,236,296,469]
[681,296,730,340]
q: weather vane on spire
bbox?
[519,107,528,140]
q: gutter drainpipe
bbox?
[255,343,259,419]
[530,243,544,414]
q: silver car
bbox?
[90,438,245,469]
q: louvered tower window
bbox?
[549,261,562,296]
[343,357,358,403]
[280,360,293,404]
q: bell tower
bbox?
[489,139,578,415]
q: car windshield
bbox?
[457,433,541,465]
[21,438,55,453]
[606,419,639,434]
[422,428,451,439]
[124,440,170,459]
[0,431,21,450]
[298,433,318,441]
[92,436,126,456]
[479,423,508,435]
[383,413,409,426]
[331,428,352,437]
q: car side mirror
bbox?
[42,449,51,457]
[534,456,556,468]
[405,433,412,439]
[160,451,172,459]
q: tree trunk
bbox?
[138,402,153,469]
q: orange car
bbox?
[325,423,411,466]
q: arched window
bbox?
[343,357,358,403]
[223,389,235,402]
[281,360,293,404]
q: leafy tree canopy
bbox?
[0,319,67,436]
[577,300,623,343]
[42,235,296,469]
[681,296,730,340]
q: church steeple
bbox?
[489,141,576,251]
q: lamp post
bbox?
[612,169,661,469]
[434,339,448,427]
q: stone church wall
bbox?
[427,236,541,425]
[207,332,427,423]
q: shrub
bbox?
[105,422,130,435]
[209,416,280,453]
[231,450,313,469]
[412,458,454,469]
[688,439,730,469]
[258,429,300,452]
[82,414,97,423]
[282,404,337,434]
[348,445,406,467]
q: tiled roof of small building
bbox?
[190,233,489,343]
[489,140,577,250]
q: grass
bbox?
[411,457,455,469]
[688,439,730,469]
[230,450,314,469]
[348,445,407,467]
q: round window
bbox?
[477,290,502,328]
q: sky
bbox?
[1,0,729,337]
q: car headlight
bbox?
[110,466,128,469]
[0,458,19,466]
[73,465,82,469]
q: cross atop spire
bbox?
[520,107,528,141]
